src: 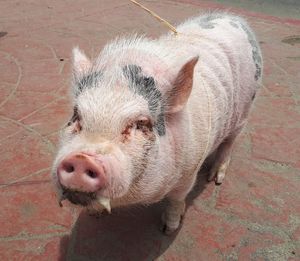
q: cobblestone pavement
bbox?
[0,0,299,260]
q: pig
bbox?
[51,12,262,234]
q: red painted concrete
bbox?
[0,0,299,260]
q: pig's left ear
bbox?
[165,56,199,114]
[72,47,91,75]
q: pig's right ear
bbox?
[72,47,91,75]
[165,56,199,114]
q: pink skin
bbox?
[57,152,107,192]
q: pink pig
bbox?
[52,13,262,234]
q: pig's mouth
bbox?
[60,186,97,206]
[59,186,112,213]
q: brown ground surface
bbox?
[0,0,299,260]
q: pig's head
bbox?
[52,44,198,212]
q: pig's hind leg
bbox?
[208,127,244,185]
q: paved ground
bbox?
[0,0,300,260]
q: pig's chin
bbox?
[58,181,130,209]
[60,185,97,206]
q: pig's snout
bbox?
[57,152,107,193]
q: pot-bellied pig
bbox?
[52,12,262,234]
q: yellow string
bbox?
[129,0,178,35]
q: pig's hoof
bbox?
[161,224,174,235]
[160,222,178,235]
[208,166,226,185]
[208,172,225,185]
[215,170,225,185]
[160,212,182,235]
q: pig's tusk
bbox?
[97,197,111,214]
[58,194,66,207]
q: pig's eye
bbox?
[136,118,153,133]
[122,118,153,136]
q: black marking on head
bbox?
[75,71,102,96]
[252,92,256,101]
[123,65,166,136]
[156,113,166,136]
[239,22,262,81]
[123,65,160,103]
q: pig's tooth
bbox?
[97,197,111,214]
[58,194,66,207]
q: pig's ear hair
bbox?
[72,47,91,75]
[165,56,199,114]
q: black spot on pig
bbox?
[254,64,262,81]
[239,22,262,81]
[197,13,224,29]
[75,71,102,96]
[123,65,166,136]
[198,18,216,29]
[229,21,239,28]
[199,22,215,29]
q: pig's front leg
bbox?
[161,175,196,234]
[161,199,186,235]
[208,127,244,184]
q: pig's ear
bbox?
[165,56,199,114]
[72,47,91,75]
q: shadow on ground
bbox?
[58,166,210,261]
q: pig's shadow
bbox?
[59,166,210,261]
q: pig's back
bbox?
[173,13,262,153]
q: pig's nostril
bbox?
[86,169,97,179]
[64,163,74,173]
